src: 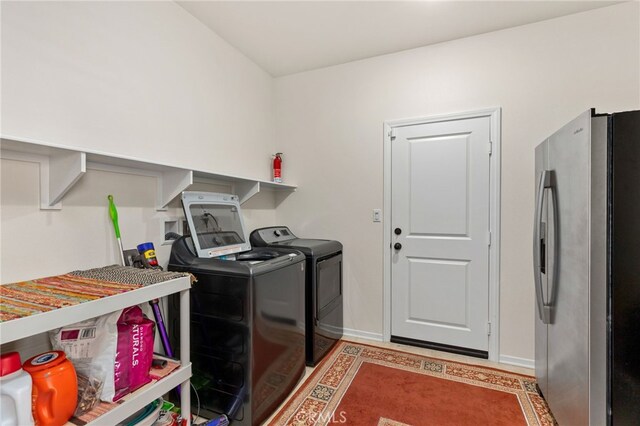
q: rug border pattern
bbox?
[269,340,554,426]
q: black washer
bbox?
[250,226,343,366]
[168,237,306,425]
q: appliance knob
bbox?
[394,228,402,235]
[394,243,402,250]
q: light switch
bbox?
[373,209,382,222]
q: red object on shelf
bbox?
[148,359,180,380]
[0,352,22,376]
[273,152,283,183]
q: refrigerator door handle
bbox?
[534,170,553,324]
[546,171,559,323]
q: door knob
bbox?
[394,228,402,235]
[394,243,402,250]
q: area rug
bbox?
[269,341,555,426]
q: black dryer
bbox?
[250,226,343,366]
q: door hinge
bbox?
[389,128,396,140]
[488,141,493,156]
[487,321,492,336]
[487,231,492,247]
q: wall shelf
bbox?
[0,135,297,210]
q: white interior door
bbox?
[391,115,492,354]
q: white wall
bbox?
[274,3,640,360]
[3,1,639,363]
[2,1,275,177]
[0,1,277,282]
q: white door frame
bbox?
[382,107,501,361]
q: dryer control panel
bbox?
[250,226,297,245]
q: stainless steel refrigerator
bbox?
[534,109,640,425]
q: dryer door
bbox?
[316,253,343,321]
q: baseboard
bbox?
[342,327,384,342]
[499,354,535,370]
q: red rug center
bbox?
[330,362,527,425]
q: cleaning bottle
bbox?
[0,352,35,426]
[23,351,77,426]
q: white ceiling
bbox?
[177,1,620,77]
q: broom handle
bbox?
[108,195,126,266]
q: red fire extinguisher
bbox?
[273,152,283,183]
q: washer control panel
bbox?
[250,226,297,245]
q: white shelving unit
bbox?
[0,276,192,426]
[76,363,190,426]
[0,135,297,210]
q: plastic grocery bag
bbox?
[50,306,156,403]
[49,310,123,402]
[73,361,106,416]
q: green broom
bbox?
[108,195,126,266]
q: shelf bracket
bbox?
[49,151,86,207]
[1,149,86,209]
[87,162,193,211]
[234,181,261,204]
[157,169,193,210]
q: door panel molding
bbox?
[408,133,471,236]
[382,107,501,361]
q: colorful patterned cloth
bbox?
[0,266,188,322]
